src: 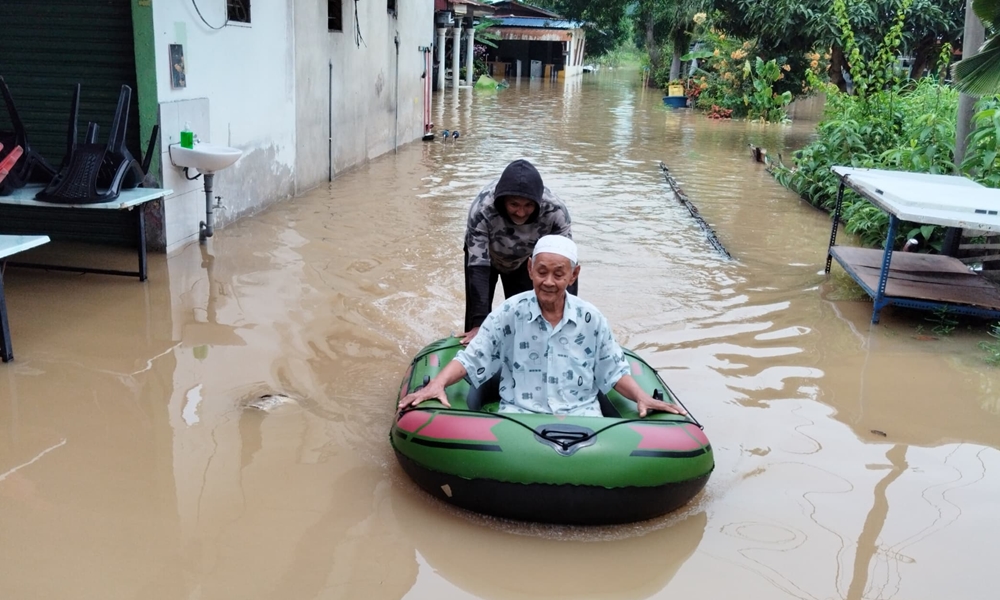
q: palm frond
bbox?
[953,37,1000,96]
[973,0,1000,27]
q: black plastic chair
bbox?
[35,84,158,205]
[0,75,58,196]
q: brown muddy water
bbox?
[2,70,999,600]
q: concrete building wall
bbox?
[152,0,298,252]
[149,0,433,252]
[294,0,435,193]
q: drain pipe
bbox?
[328,61,333,182]
[394,32,400,153]
[199,173,216,243]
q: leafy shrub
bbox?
[773,79,957,250]
[961,96,1000,189]
[745,58,794,123]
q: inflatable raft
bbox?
[392,337,714,525]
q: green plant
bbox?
[980,321,1000,365]
[833,0,915,98]
[925,306,958,336]
[961,96,1000,188]
[771,68,960,251]
[744,57,794,122]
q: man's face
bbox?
[504,196,537,225]
[529,253,580,304]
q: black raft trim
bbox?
[630,445,712,458]
[395,450,712,525]
[410,438,503,452]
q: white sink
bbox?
[169,142,243,173]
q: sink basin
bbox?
[169,142,243,173]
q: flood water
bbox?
[3,70,999,600]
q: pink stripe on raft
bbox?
[630,424,707,451]
[630,361,642,375]
[429,354,440,367]
[684,423,709,445]
[419,414,501,442]
[397,411,433,433]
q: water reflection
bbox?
[396,487,707,600]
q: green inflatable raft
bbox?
[391,337,714,525]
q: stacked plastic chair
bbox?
[35,84,158,204]
[0,76,58,196]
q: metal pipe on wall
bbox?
[328,61,333,182]
[394,32,400,153]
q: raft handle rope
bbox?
[658,161,733,260]
[400,404,703,453]
[402,377,704,453]
[407,346,705,431]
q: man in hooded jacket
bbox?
[461,159,576,345]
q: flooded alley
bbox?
[2,70,999,600]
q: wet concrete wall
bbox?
[293,0,434,190]
[152,1,298,252]
[148,0,433,252]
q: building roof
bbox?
[489,1,562,19]
[436,0,496,15]
[491,16,583,29]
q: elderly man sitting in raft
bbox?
[398,235,686,418]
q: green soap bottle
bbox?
[180,122,194,149]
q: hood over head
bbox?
[494,159,543,224]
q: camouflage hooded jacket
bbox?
[464,178,573,273]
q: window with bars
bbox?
[328,0,343,31]
[227,0,250,23]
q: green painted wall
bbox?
[132,0,160,185]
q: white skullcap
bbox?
[532,235,578,265]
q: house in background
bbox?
[484,1,586,80]
[432,0,496,90]
[0,0,436,252]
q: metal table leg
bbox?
[872,215,899,324]
[136,207,147,282]
[825,182,846,274]
[1,267,12,362]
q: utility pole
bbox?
[955,0,986,170]
[944,0,986,256]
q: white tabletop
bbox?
[0,184,173,210]
[0,234,51,259]
[832,166,1000,232]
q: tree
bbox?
[712,0,963,91]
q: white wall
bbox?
[294,0,435,190]
[153,0,298,251]
[150,0,434,252]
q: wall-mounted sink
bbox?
[168,142,243,243]
[169,142,243,173]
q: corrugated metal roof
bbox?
[491,16,582,29]
[489,1,562,19]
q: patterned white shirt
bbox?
[456,291,630,416]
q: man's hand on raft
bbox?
[635,392,686,418]
[613,375,687,418]
[398,382,451,411]
[459,327,480,345]
[398,361,469,411]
